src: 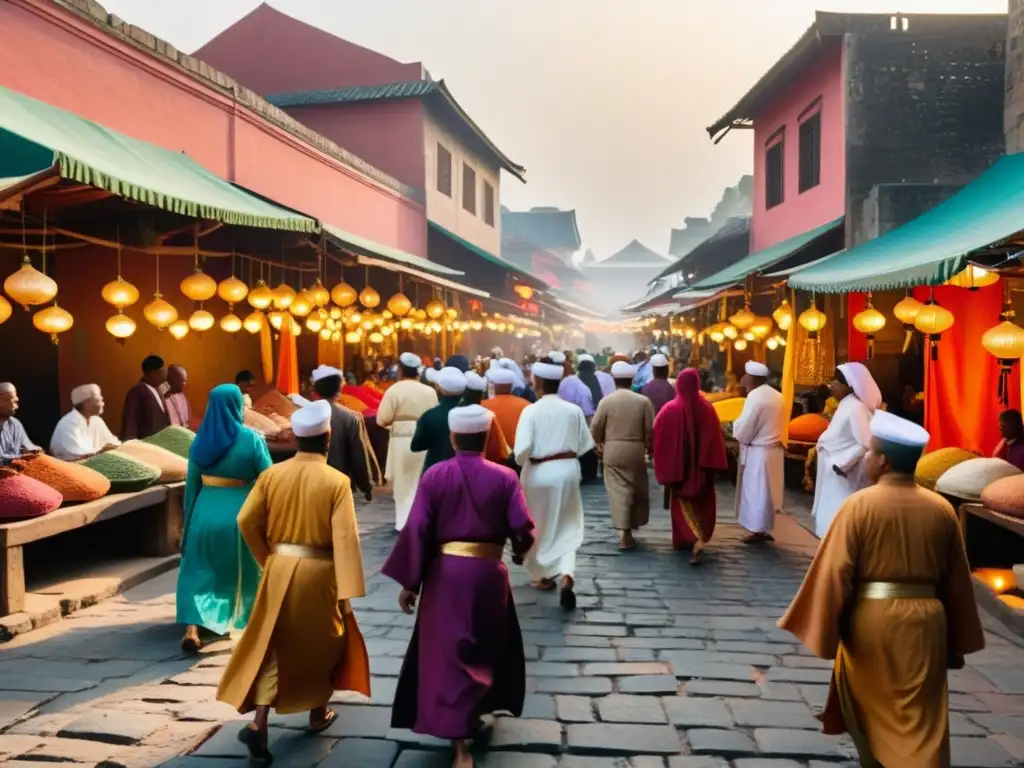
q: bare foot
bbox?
[618,531,636,551]
[181,625,201,654]
[452,739,473,768]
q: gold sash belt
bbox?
[272,543,333,560]
[391,415,420,422]
[440,541,504,560]
[859,581,936,600]
[202,475,247,488]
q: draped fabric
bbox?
[652,370,728,496]
[794,311,836,387]
[190,384,244,470]
[276,316,300,395]
[780,289,799,446]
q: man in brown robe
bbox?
[121,355,170,440]
[779,410,984,768]
[591,361,654,551]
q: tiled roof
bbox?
[501,208,581,251]
[589,239,671,267]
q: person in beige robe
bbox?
[217,400,369,765]
[591,361,654,551]
[779,410,984,768]
[377,353,439,531]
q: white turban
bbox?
[288,394,312,408]
[311,365,342,382]
[871,410,929,448]
[838,362,883,413]
[71,384,101,406]
[548,351,566,365]
[611,361,636,379]
[399,352,421,368]
[465,371,487,392]
[744,361,769,378]
[495,358,526,390]
[650,354,669,368]
[577,354,595,365]
[532,362,564,381]
[436,366,468,394]
[486,367,516,386]
[425,367,439,384]
[291,400,332,437]
[448,404,494,435]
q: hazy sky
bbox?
[100,0,1005,258]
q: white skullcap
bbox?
[548,351,566,365]
[71,384,101,405]
[425,367,439,384]
[650,354,669,368]
[659,346,669,354]
[448,404,494,435]
[611,361,636,379]
[744,361,769,377]
[486,366,516,386]
[490,347,504,357]
[578,354,595,364]
[870,410,929,448]
[312,365,342,382]
[465,371,487,392]
[291,400,332,437]
[399,352,421,368]
[436,366,468,394]
[288,394,312,408]
[532,362,564,381]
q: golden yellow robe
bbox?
[216,453,368,715]
[779,474,985,768]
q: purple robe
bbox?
[558,375,596,417]
[641,378,676,416]
[382,452,535,739]
[596,371,616,398]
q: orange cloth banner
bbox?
[276,316,300,396]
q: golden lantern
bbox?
[470,319,483,331]
[102,277,140,309]
[430,320,443,333]
[331,330,342,343]
[425,299,446,319]
[269,311,288,331]
[248,281,273,310]
[750,316,773,341]
[387,292,413,316]
[33,303,73,344]
[361,315,375,331]
[144,294,178,330]
[329,305,343,320]
[368,331,384,344]
[188,309,215,333]
[349,312,363,326]
[359,285,381,309]
[446,307,458,321]
[400,318,413,331]
[914,299,955,361]
[722,324,738,340]
[733,338,748,352]
[730,304,755,330]
[982,319,1024,404]
[105,311,135,343]
[271,283,296,310]
[382,309,393,320]
[946,265,1000,291]
[742,331,755,342]
[309,279,330,307]
[893,294,924,353]
[243,311,264,334]
[412,308,428,321]
[306,310,325,333]
[180,268,217,302]
[381,324,394,336]
[772,299,793,331]
[291,320,302,337]
[0,295,11,325]
[766,336,780,351]
[290,291,313,317]
[217,275,249,307]
[345,330,362,344]
[4,255,57,310]
[331,281,358,307]
[798,303,827,340]
[319,327,332,341]
[168,320,189,340]
[514,284,534,301]
[708,323,726,344]
[852,295,887,359]
[220,313,243,334]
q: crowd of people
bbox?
[0,347,994,768]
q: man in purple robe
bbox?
[383,404,535,768]
[641,353,675,416]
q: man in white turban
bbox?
[49,384,120,461]
[411,367,468,475]
[514,360,594,611]
[731,361,786,543]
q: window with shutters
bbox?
[462,163,477,215]
[436,143,452,197]
[799,111,822,193]
[765,134,784,209]
[483,181,495,226]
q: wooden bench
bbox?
[958,503,1024,570]
[0,483,184,616]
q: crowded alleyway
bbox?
[0,480,1023,768]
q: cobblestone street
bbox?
[2,480,1024,767]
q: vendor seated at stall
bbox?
[993,409,1024,472]
[235,370,257,408]
[0,382,41,465]
[50,384,120,461]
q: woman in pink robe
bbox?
[652,369,728,564]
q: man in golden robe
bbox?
[779,410,984,768]
[217,399,369,765]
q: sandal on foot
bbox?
[180,635,202,655]
[237,726,273,766]
[307,709,337,734]
[531,579,557,591]
[559,580,577,612]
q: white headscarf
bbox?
[837,362,882,413]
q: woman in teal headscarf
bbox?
[177,384,272,653]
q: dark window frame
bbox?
[462,162,477,215]
[798,98,823,193]
[765,127,785,210]
[483,180,495,226]
[436,143,452,197]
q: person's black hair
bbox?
[879,440,924,475]
[577,360,604,407]
[296,433,330,455]
[653,363,670,379]
[142,355,164,373]
[400,364,419,379]
[313,374,343,400]
[537,376,560,396]
[453,431,488,453]
[834,368,848,387]
[235,370,256,385]
[1000,409,1024,430]
[446,354,470,373]
[614,377,632,389]
[461,389,484,406]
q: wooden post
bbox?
[0,545,25,616]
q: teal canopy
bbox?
[0,85,316,233]
[323,223,462,278]
[790,155,1024,293]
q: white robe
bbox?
[49,408,120,460]
[731,383,785,534]
[811,394,873,538]
[514,394,594,580]
[376,379,438,531]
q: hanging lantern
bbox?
[446,307,459,321]
[144,294,178,330]
[306,309,326,333]
[220,313,243,334]
[798,303,827,340]
[381,324,394,336]
[733,338,748,352]
[317,327,331,341]
[291,320,302,337]
[749,316,773,341]
[425,299,446,319]
[400,318,413,331]
[349,312,363,326]
[772,299,793,331]
[269,311,288,331]
[766,336,780,351]
[331,281,357,307]
[0,295,10,326]
[893,294,924,352]
[361,315,375,331]
[271,283,296,310]
[742,331,755,342]
[248,281,273,310]
[168,320,189,340]
[382,309,393,320]
[387,292,413,316]
[329,305,343,320]
[359,285,381,309]
[217,275,249,307]
[102,277,140,309]
[4,255,57,310]
[32,303,73,344]
[852,295,887,359]
[722,324,738,340]
[914,298,955,361]
[470,320,483,331]
[730,304,755,330]
[345,330,362,344]
[105,311,135,343]
[180,268,217,302]
[707,323,726,344]
[309,279,330,307]
[290,291,313,317]
[188,309,215,333]
[982,319,1024,405]
[412,308,428,321]
[430,320,443,333]
[243,311,264,334]
[331,330,342,343]
[946,265,1000,291]
[514,284,534,301]
[679,320,696,340]
[369,331,384,344]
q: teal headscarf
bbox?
[190,384,244,469]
